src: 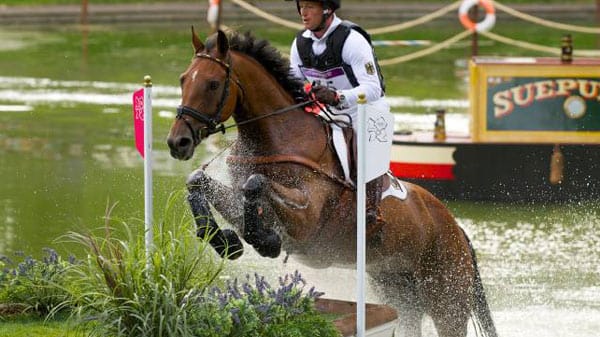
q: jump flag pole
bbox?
[356,93,367,337]
[132,75,154,269]
[143,75,153,268]
[356,93,394,337]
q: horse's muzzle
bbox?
[167,135,197,160]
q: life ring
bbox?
[458,0,496,33]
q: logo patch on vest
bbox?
[365,62,375,75]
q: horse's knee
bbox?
[242,174,267,200]
[240,174,281,258]
[186,168,209,190]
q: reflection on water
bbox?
[1,74,599,337]
[0,75,468,112]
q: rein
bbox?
[221,100,316,131]
[177,52,352,189]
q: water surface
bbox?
[1,24,598,337]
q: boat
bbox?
[391,56,600,202]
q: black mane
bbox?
[222,31,305,99]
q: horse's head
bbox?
[167,28,241,160]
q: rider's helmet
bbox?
[287,0,341,14]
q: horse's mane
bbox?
[213,31,306,99]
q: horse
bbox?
[166,28,498,337]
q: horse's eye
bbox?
[208,80,220,91]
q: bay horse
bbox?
[166,29,497,337]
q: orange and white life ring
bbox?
[458,0,496,33]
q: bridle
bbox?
[176,52,238,145]
[176,52,321,144]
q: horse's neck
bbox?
[232,53,325,157]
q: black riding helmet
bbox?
[286,0,340,31]
[286,0,340,13]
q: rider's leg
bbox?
[366,175,383,227]
[331,124,383,228]
[331,125,352,183]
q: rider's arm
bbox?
[289,38,305,81]
[338,30,383,106]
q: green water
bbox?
[1,22,599,337]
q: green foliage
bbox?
[0,248,77,316]
[188,272,341,337]
[59,192,339,337]
[1,192,340,336]
[62,194,227,337]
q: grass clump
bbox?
[62,196,227,336]
[0,248,77,316]
[43,192,341,337]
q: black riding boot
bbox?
[366,175,383,228]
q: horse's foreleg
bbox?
[187,169,244,259]
[242,174,282,258]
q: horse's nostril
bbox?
[178,137,192,148]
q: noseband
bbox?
[176,53,234,144]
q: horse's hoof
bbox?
[252,230,281,258]
[211,229,244,260]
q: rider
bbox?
[287,0,390,229]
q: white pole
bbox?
[143,75,153,269]
[356,93,367,337]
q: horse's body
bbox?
[167,29,497,337]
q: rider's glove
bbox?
[311,85,340,106]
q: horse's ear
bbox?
[216,30,229,55]
[191,26,204,53]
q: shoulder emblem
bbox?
[365,62,375,75]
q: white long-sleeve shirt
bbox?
[289,15,387,126]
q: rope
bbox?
[480,30,600,57]
[230,0,461,35]
[378,30,472,66]
[230,0,303,30]
[368,1,462,35]
[226,0,600,64]
[479,30,560,55]
[494,0,600,34]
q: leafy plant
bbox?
[62,194,228,337]
[189,271,341,337]
[0,248,77,316]
[2,192,341,337]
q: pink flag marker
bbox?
[132,75,154,271]
[132,88,145,157]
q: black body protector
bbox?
[296,21,386,231]
[295,20,385,95]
